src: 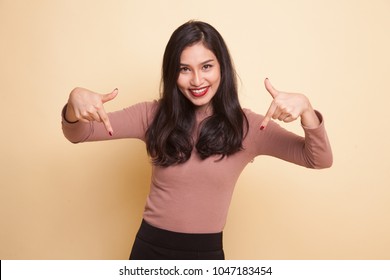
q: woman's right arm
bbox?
[62,87,158,144]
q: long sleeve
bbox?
[61,101,158,143]
[245,109,333,169]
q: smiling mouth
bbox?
[189,86,209,97]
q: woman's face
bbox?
[177,42,221,112]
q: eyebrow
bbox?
[179,59,215,67]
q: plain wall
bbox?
[0,0,389,259]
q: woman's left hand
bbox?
[259,78,320,130]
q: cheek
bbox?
[212,73,221,89]
[176,76,187,90]
[211,68,221,85]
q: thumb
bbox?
[264,78,278,99]
[101,88,118,103]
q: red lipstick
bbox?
[189,86,209,97]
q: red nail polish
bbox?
[260,126,265,130]
[109,131,113,136]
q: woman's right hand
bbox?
[65,87,118,135]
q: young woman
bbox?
[62,20,333,260]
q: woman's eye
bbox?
[203,64,213,70]
[180,67,190,72]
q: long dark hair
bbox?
[146,20,248,166]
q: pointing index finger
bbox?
[99,88,118,136]
[260,78,279,130]
[260,101,277,130]
[97,107,113,136]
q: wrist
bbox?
[300,102,320,129]
[63,103,79,123]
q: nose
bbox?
[190,70,203,87]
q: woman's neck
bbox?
[195,103,213,116]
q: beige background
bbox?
[0,0,389,259]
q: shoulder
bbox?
[121,100,159,117]
[128,100,159,111]
[108,100,160,130]
[242,108,265,126]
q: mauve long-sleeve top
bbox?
[62,101,332,233]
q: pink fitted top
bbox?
[62,101,332,233]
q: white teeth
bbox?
[191,88,207,94]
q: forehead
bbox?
[180,42,217,64]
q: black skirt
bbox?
[129,219,225,260]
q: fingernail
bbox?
[260,126,265,130]
[114,88,118,91]
[109,131,113,136]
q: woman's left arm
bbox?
[255,78,333,169]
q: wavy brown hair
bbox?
[146,21,248,166]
